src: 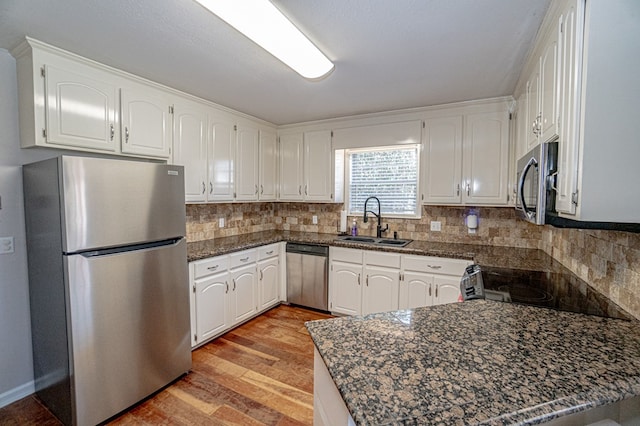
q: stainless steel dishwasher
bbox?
[286,243,329,311]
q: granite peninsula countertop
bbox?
[186,230,563,273]
[305,300,640,425]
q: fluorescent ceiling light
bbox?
[194,0,334,80]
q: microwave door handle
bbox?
[518,157,538,220]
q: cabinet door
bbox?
[526,68,541,150]
[363,266,399,315]
[433,276,461,306]
[423,116,463,204]
[194,272,230,345]
[120,87,171,159]
[44,65,118,151]
[235,124,259,201]
[279,133,304,200]
[400,271,434,310]
[539,28,560,143]
[258,257,279,310]
[330,261,362,316]
[463,111,510,205]
[304,130,333,201]
[259,130,278,200]
[230,264,258,325]
[172,99,208,203]
[556,0,580,215]
[209,113,235,201]
[515,93,529,161]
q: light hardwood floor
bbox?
[0,305,332,425]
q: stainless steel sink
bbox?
[335,235,412,247]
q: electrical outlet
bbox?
[0,237,14,254]
[219,217,225,228]
[430,221,441,232]
[312,215,318,225]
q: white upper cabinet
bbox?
[423,116,463,204]
[525,68,541,150]
[422,100,510,206]
[303,130,333,201]
[539,26,560,144]
[235,124,260,201]
[43,64,118,152]
[14,39,172,159]
[555,0,580,215]
[279,132,304,200]
[120,85,172,158]
[208,112,236,201]
[259,130,278,200]
[172,98,209,203]
[463,110,510,205]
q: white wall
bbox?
[0,49,58,407]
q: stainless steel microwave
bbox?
[515,141,557,225]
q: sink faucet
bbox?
[363,196,389,238]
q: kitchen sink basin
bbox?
[335,235,412,247]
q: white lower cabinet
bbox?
[330,247,471,316]
[258,244,280,310]
[189,245,281,348]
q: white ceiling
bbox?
[0,0,551,125]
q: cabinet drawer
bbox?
[365,251,400,268]
[258,243,279,260]
[193,255,229,279]
[331,247,363,264]
[402,255,471,276]
[229,249,257,269]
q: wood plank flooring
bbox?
[0,305,332,426]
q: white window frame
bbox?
[345,144,421,219]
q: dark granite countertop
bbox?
[305,300,640,425]
[187,231,564,273]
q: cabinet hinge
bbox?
[330,193,333,199]
[169,105,174,114]
[42,129,47,138]
[40,67,45,78]
[571,190,579,206]
[233,192,237,199]
[509,113,513,120]
[192,284,196,293]
[194,334,198,342]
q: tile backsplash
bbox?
[186,202,639,319]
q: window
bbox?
[346,145,420,218]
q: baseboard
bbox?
[0,380,35,408]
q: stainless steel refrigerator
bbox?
[23,156,191,426]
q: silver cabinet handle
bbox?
[429,285,432,297]
[207,265,219,271]
[232,279,236,291]
[366,275,369,286]
[260,185,264,195]
[427,264,442,270]
[255,184,258,195]
[110,124,114,140]
[225,281,229,294]
[298,185,302,195]
[305,185,308,196]
[357,273,361,285]
[266,250,274,255]
[466,183,470,196]
[240,257,249,262]
[201,182,206,194]
[260,270,263,280]
[456,184,460,196]
[125,126,129,143]
[435,286,438,298]
[209,182,213,194]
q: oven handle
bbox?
[518,156,538,220]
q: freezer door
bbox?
[60,156,186,252]
[66,238,191,426]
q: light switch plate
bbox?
[430,221,441,232]
[219,217,225,228]
[0,236,14,254]
[312,215,318,225]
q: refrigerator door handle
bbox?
[77,238,183,258]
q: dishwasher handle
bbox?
[285,243,329,256]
